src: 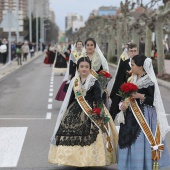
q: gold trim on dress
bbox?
[130,98,164,169]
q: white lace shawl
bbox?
[82,44,109,72]
[133,58,170,140]
[63,44,84,82]
[50,74,97,144]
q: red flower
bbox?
[65,57,69,61]
[98,70,112,78]
[92,108,101,116]
[120,83,138,93]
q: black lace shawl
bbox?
[55,80,103,146]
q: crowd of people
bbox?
[44,38,170,170]
[0,38,37,66]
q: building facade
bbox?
[98,6,117,16]
[0,0,28,22]
[65,13,83,31]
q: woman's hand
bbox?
[119,100,129,111]
[131,92,145,101]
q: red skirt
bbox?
[55,81,67,101]
[44,52,50,64]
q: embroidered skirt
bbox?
[48,101,118,167]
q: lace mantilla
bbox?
[137,76,154,89]
[82,51,102,71]
[87,77,96,91]
[91,51,102,71]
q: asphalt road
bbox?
[0,56,169,170]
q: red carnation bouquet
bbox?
[118,82,138,100]
[97,70,112,89]
[90,103,110,132]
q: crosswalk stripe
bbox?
[0,127,27,167]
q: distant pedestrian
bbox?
[21,41,30,62]
[16,42,22,65]
[11,42,16,60]
[29,42,34,58]
[0,38,8,65]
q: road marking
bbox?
[48,104,52,109]
[49,88,53,92]
[48,98,53,103]
[49,93,53,97]
[50,82,53,85]
[50,85,53,88]
[0,118,49,120]
[0,127,27,167]
[51,79,54,82]
[46,112,52,119]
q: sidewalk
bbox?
[165,59,170,75]
[0,51,43,80]
[109,59,170,89]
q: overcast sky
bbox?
[49,0,162,31]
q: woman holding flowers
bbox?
[55,40,84,101]
[48,57,118,169]
[83,38,109,107]
[118,54,170,170]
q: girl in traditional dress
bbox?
[83,38,109,73]
[55,40,83,101]
[53,42,67,75]
[48,57,118,169]
[118,55,170,170]
[83,38,109,108]
[47,43,56,66]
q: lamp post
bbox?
[16,0,19,42]
[28,0,33,42]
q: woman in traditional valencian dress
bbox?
[83,38,109,73]
[48,57,118,169]
[83,38,109,107]
[53,42,67,75]
[55,40,83,101]
[118,55,170,170]
[46,43,56,66]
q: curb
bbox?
[109,63,170,90]
[0,52,44,81]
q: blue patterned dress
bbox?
[118,76,170,170]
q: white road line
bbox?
[0,118,48,120]
[48,104,52,109]
[49,93,53,97]
[50,85,53,88]
[51,79,54,82]
[0,127,27,167]
[48,98,53,103]
[49,88,53,92]
[50,82,53,85]
[46,112,52,119]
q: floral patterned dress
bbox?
[48,75,118,167]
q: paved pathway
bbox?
[0,51,43,80]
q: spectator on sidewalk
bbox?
[0,38,2,63]
[0,38,8,65]
[29,42,34,58]
[16,42,22,65]
[21,41,30,62]
[11,42,16,60]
